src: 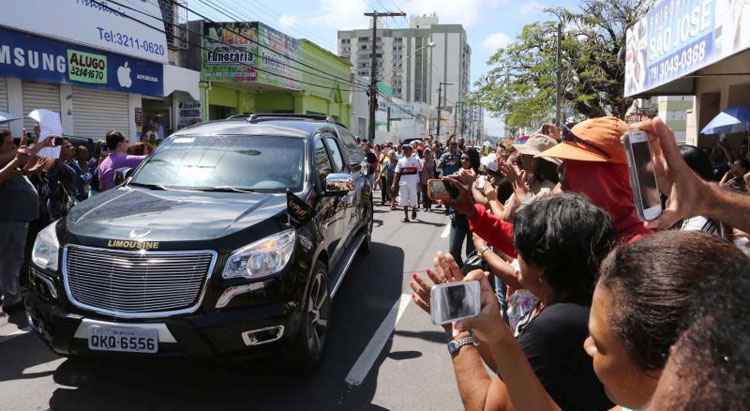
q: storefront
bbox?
[200,22,351,125]
[0,0,199,141]
[625,0,750,148]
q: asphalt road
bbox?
[0,202,464,411]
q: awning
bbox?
[164,64,201,101]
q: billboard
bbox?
[625,0,750,97]
[202,22,301,90]
[0,0,168,64]
[0,27,163,96]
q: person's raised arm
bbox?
[642,117,750,233]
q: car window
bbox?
[314,138,333,187]
[324,137,345,172]
[337,126,364,164]
[131,135,305,192]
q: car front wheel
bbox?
[289,261,331,373]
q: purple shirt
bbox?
[97,153,146,191]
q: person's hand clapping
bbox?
[639,117,713,230]
[500,161,529,201]
[409,252,466,334]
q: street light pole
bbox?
[436,82,453,139]
[365,10,406,143]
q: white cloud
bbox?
[307,0,371,30]
[520,1,546,16]
[481,32,512,52]
[278,14,299,30]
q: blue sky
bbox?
[191,0,581,135]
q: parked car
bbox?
[25,114,374,371]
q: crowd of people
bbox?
[0,128,146,312]
[406,117,750,410]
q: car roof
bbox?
[173,118,341,139]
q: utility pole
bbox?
[436,82,453,140]
[555,21,563,128]
[365,10,405,142]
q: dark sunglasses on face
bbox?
[561,125,610,159]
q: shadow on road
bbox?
[35,241,406,411]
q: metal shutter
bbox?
[23,81,61,131]
[0,78,8,130]
[72,86,130,139]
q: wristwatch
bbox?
[448,334,477,357]
[477,245,490,257]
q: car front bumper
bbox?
[24,291,305,359]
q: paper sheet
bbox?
[37,146,61,159]
[28,109,62,140]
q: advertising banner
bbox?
[202,22,301,90]
[0,27,164,96]
[625,0,750,97]
[0,0,168,64]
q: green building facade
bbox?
[200,22,351,126]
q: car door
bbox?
[323,135,356,251]
[313,137,345,267]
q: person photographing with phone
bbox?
[392,144,422,222]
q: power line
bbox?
[89,0,367,93]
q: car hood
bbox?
[67,186,287,241]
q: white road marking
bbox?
[345,293,412,387]
[0,328,30,344]
[440,224,451,239]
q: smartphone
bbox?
[427,178,459,202]
[622,130,662,221]
[475,175,486,190]
[431,281,481,325]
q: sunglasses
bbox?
[561,125,610,159]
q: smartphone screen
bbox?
[430,281,481,325]
[626,131,662,220]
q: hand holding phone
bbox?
[427,178,460,202]
[430,281,481,325]
[622,130,662,221]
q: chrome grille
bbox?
[63,245,216,318]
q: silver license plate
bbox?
[88,326,159,353]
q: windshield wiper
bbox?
[129,182,169,191]
[192,186,259,193]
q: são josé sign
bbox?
[0,26,163,96]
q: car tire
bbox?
[288,261,332,374]
[360,198,374,255]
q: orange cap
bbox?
[539,117,629,165]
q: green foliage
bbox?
[470,0,652,131]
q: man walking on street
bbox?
[392,144,421,222]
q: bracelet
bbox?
[478,245,490,257]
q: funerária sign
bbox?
[0,26,164,96]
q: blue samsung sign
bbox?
[0,26,163,96]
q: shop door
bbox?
[23,81,61,131]
[72,86,129,139]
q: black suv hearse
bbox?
[25,114,373,369]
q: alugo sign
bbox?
[0,27,163,96]
[625,0,750,96]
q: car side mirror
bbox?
[114,167,133,186]
[325,173,353,195]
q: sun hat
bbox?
[513,133,562,165]
[539,117,629,165]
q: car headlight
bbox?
[222,229,296,280]
[32,221,60,272]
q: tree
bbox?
[470,0,652,131]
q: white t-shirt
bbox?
[395,155,421,187]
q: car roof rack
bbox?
[247,113,327,123]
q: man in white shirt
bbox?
[392,144,421,222]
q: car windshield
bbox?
[131,135,305,192]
